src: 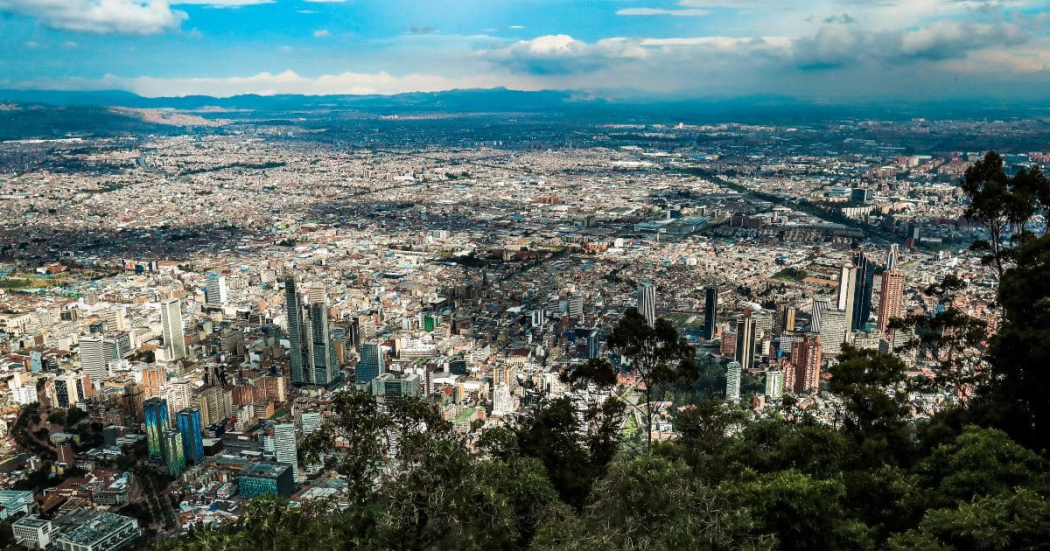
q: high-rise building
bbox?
[300,411,322,436]
[726,361,742,402]
[852,251,876,332]
[99,307,126,333]
[811,297,832,333]
[734,315,757,372]
[878,270,906,334]
[818,307,848,357]
[144,397,168,458]
[886,243,900,271]
[162,429,185,476]
[305,289,338,386]
[356,343,386,385]
[836,265,858,339]
[790,335,823,393]
[703,286,719,340]
[285,278,308,384]
[638,283,656,327]
[79,335,107,382]
[176,408,204,465]
[273,423,298,482]
[206,273,228,307]
[54,375,82,409]
[160,299,186,361]
[765,370,784,399]
[775,304,796,334]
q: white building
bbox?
[765,370,784,400]
[726,361,742,402]
[12,516,53,550]
[160,299,186,361]
[78,335,108,382]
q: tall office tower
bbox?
[638,283,657,327]
[273,423,299,482]
[161,299,186,361]
[356,343,386,385]
[765,369,784,399]
[836,265,858,339]
[851,251,876,332]
[300,411,323,436]
[704,286,719,340]
[811,297,832,333]
[162,429,185,476]
[790,335,823,393]
[586,327,600,360]
[817,309,848,357]
[79,335,107,382]
[886,243,900,271]
[305,288,338,386]
[726,361,742,402]
[285,278,308,385]
[54,375,82,409]
[878,270,907,334]
[177,408,204,465]
[144,397,169,458]
[206,273,228,307]
[775,304,796,334]
[735,315,758,372]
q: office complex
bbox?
[160,299,186,361]
[162,429,185,476]
[272,423,298,477]
[177,408,204,465]
[703,286,719,339]
[205,273,228,306]
[851,251,876,332]
[811,297,833,334]
[765,370,784,399]
[356,342,386,385]
[836,264,858,338]
[144,397,169,458]
[79,335,107,382]
[638,283,656,327]
[818,309,848,357]
[726,361,742,402]
[735,314,757,372]
[285,279,338,386]
[239,462,295,499]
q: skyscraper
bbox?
[704,286,719,340]
[273,422,298,482]
[638,283,656,327]
[176,408,204,465]
[162,429,185,476]
[726,361,742,402]
[836,265,858,339]
[878,270,906,334]
[161,299,186,361]
[765,369,784,399]
[305,287,338,386]
[851,251,876,332]
[886,243,900,271]
[735,315,757,372]
[775,304,796,334]
[78,334,107,382]
[356,343,386,385]
[811,297,832,334]
[144,397,169,458]
[790,335,823,393]
[285,278,308,384]
[205,273,228,307]
[818,309,848,357]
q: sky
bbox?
[0,0,1048,101]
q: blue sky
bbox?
[0,0,1048,100]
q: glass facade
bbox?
[176,408,204,464]
[143,397,168,458]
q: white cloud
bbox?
[9,70,538,97]
[171,0,273,6]
[302,0,345,2]
[617,8,710,16]
[62,40,79,48]
[313,29,329,37]
[481,35,648,74]
[0,0,187,34]
[24,41,39,48]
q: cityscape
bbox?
[1,0,1050,550]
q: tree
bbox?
[828,346,912,464]
[888,489,1050,550]
[961,151,1050,278]
[607,308,696,450]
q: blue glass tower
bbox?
[144,397,169,458]
[177,407,204,464]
